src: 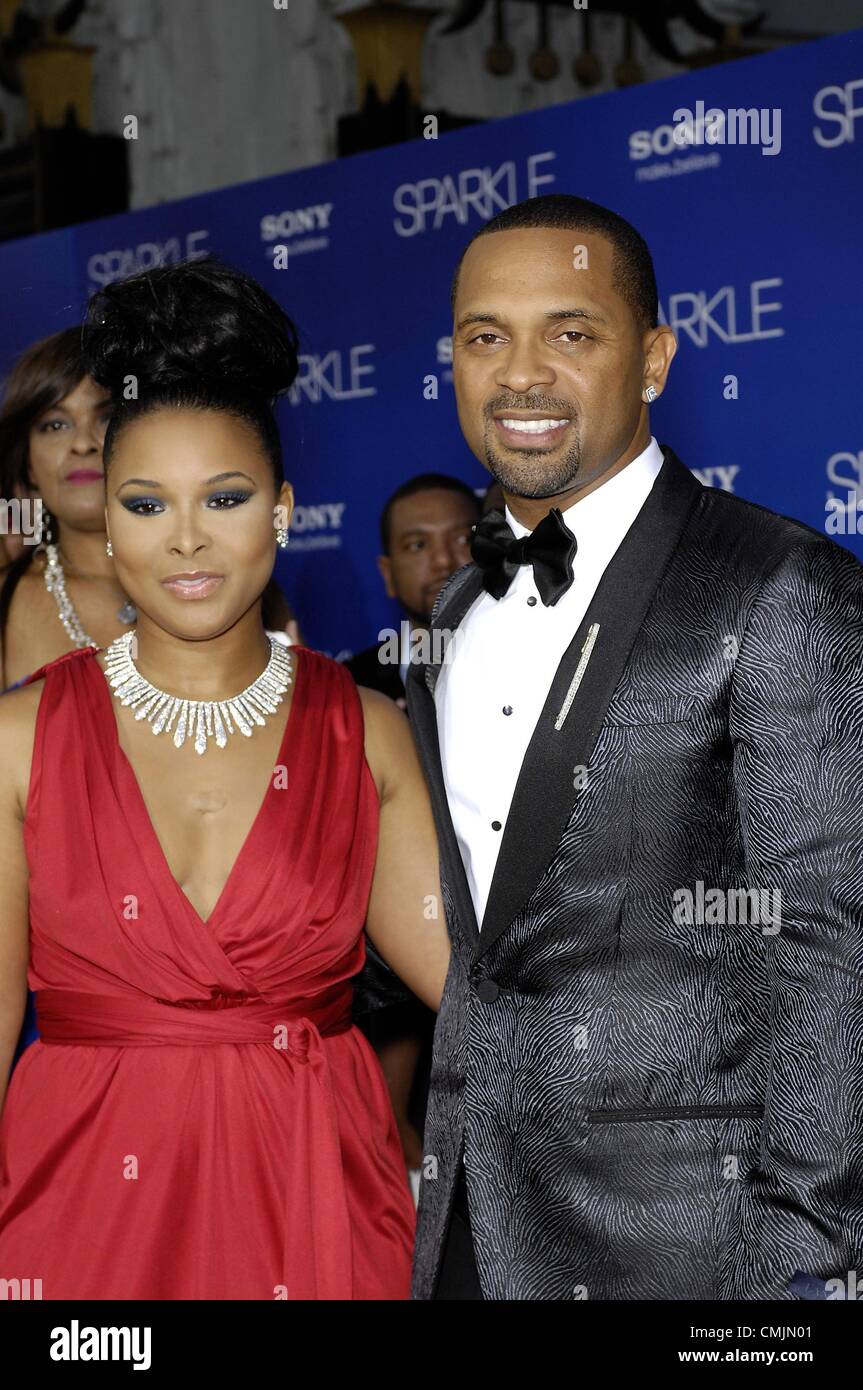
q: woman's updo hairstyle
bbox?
[81,255,300,485]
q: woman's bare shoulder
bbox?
[0,677,45,724]
[355,684,419,802]
[0,679,45,813]
[356,683,410,738]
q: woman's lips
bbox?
[493,417,572,450]
[161,574,225,600]
[65,469,104,484]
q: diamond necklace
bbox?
[43,542,136,648]
[103,630,294,755]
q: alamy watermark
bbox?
[0,497,43,544]
[826,490,863,534]
[672,102,781,157]
[376,619,464,668]
[673,881,782,934]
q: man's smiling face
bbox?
[452,226,674,512]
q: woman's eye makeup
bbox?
[121,497,164,515]
[206,490,253,508]
[120,490,254,516]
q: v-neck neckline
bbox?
[90,642,304,930]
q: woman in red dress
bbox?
[0,257,450,1299]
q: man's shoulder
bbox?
[689,482,863,589]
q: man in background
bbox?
[346,473,480,707]
[345,472,480,1172]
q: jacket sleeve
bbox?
[351,935,412,1023]
[729,535,863,1297]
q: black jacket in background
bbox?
[344,643,405,703]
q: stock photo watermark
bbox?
[672,881,782,933]
[0,497,43,544]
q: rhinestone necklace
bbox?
[103,630,294,755]
[43,542,136,647]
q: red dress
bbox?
[0,644,415,1299]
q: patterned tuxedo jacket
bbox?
[406,446,863,1300]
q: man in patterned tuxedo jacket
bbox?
[405,193,863,1300]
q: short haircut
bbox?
[450,193,658,332]
[380,472,480,554]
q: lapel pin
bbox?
[554,622,600,731]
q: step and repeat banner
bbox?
[1,31,861,657]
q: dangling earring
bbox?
[275,528,290,550]
[40,505,54,546]
[643,385,657,403]
[106,538,113,556]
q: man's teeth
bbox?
[500,418,569,434]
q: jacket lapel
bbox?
[407,448,704,965]
[475,447,703,961]
[407,566,485,956]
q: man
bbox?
[406,193,863,1300]
[345,474,480,707]
[346,474,480,1171]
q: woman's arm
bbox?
[0,683,39,1116]
[359,687,451,1012]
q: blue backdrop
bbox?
[2,29,862,657]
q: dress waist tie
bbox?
[35,986,357,1299]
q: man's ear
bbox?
[377,554,396,599]
[641,324,677,401]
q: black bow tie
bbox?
[470,506,577,607]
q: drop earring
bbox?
[275,528,290,550]
[106,537,113,556]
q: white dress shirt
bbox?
[434,437,665,929]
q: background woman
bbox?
[0,330,125,690]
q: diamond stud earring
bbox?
[644,385,658,403]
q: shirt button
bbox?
[527,596,537,607]
[502,705,513,716]
[476,980,499,1003]
[491,820,502,831]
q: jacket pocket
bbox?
[604,694,696,727]
[587,1103,764,1124]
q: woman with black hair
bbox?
[0,329,299,691]
[0,257,448,1299]
[0,330,300,1067]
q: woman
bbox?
[0,334,298,1063]
[0,257,450,1299]
[0,328,416,1140]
